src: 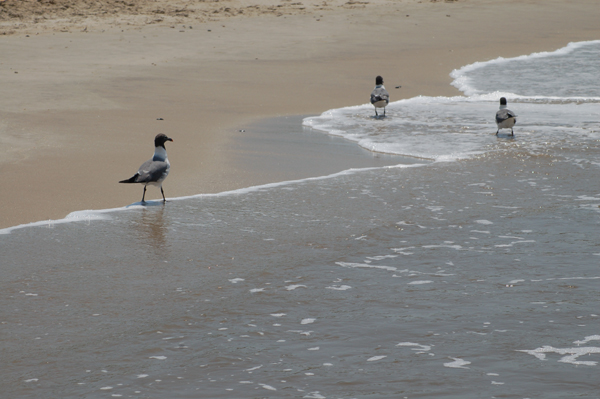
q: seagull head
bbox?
[376,75,383,85]
[154,133,173,149]
[499,97,507,106]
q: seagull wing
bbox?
[496,109,517,123]
[135,159,170,183]
[370,87,390,104]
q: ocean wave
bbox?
[450,40,600,98]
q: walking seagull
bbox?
[370,75,389,116]
[495,97,517,136]
[119,133,173,203]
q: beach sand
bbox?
[1,0,599,229]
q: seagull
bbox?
[370,75,389,116]
[495,97,517,136]
[119,133,173,203]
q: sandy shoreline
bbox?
[1,0,599,229]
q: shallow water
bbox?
[2,41,600,398]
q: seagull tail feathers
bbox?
[119,175,138,184]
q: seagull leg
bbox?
[161,187,166,202]
[383,108,386,116]
[375,109,378,116]
[496,129,499,136]
[141,186,147,203]
[511,128,514,136]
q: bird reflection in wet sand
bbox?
[134,205,169,254]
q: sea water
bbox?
[1,41,599,398]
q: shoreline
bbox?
[0,114,425,234]
[1,0,600,229]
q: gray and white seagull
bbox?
[119,133,173,203]
[370,75,389,117]
[495,97,517,136]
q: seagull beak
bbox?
[168,138,173,142]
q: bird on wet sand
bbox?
[370,75,390,117]
[496,97,517,136]
[119,133,173,203]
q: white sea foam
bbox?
[495,239,536,248]
[475,220,493,225]
[304,392,326,399]
[258,383,277,391]
[286,284,307,291]
[325,285,352,290]
[444,357,471,369]
[574,335,600,345]
[287,330,313,336]
[336,262,397,271]
[408,280,433,285]
[397,342,432,352]
[422,244,462,250]
[0,208,115,235]
[366,255,398,260]
[303,96,492,161]
[517,345,600,366]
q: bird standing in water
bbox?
[119,133,173,203]
[370,75,389,117]
[495,97,517,136]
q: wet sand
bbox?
[228,115,423,183]
[1,0,600,228]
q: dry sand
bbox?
[1,0,599,229]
